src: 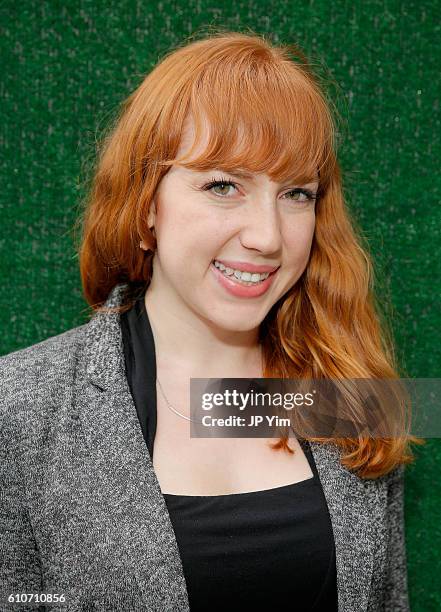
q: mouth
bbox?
[210,260,280,298]
[211,260,280,286]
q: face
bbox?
[146,117,319,334]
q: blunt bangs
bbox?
[158,49,337,190]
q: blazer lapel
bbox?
[75,283,383,612]
[74,284,190,611]
[309,441,385,612]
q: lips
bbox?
[213,259,280,274]
[210,261,279,298]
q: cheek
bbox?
[172,210,228,261]
[155,206,191,255]
[283,220,315,265]
[155,210,221,277]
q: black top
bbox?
[120,292,338,611]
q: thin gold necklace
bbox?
[156,347,264,424]
[156,377,204,424]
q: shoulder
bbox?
[0,323,88,431]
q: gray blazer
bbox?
[0,283,410,611]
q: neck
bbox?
[144,284,263,380]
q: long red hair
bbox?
[74,29,423,479]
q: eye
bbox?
[200,177,318,204]
[283,188,317,204]
[201,176,238,198]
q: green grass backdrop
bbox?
[1,1,440,609]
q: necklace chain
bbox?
[156,348,264,425]
[156,377,203,424]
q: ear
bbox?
[140,200,157,250]
[147,199,157,228]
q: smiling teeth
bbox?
[213,260,270,284]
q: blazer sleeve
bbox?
[383,464,411,612]
[0,419,44,612]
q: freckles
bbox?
[284,227,311,249]
[162,211,189,235]
[284,216,315,245]
[283,234,314,266]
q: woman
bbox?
[0,31,420,611]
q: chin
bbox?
[205,311,264,334]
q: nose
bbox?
[238,199,283,254]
